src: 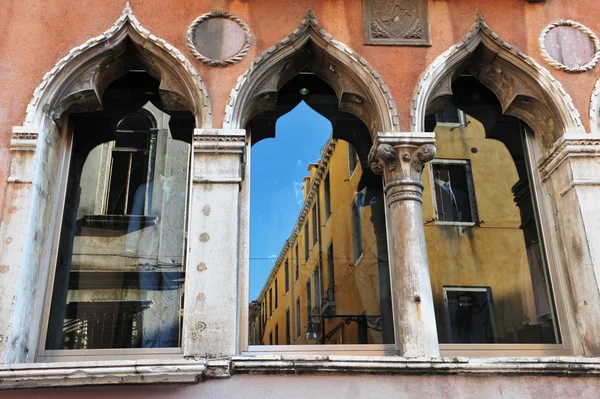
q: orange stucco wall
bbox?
[1,0,600,214]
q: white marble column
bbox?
[183,128,246,358]
[368,132,439,357]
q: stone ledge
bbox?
[231,355,600,376]
[4,356,600,389]
[0,359,230,390]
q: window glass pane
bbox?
[46,97,191,350]
[435,102,461,124]
[424,76,560,344]
[432,162,476,223]
[249,89,393,345]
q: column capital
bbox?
[369,132,436,205]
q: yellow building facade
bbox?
[250,138,392,346]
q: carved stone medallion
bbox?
[187,11,252,67]
[539,20,600,73]
[363,0,431,46]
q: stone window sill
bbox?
[2,356,600,389]
[0,358,230,390]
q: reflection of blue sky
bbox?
[250,101,332,300]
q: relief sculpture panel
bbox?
[363,0,431,46]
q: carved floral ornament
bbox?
[186,10,252,67]
[368,143,436,176]
[539,20,600,73]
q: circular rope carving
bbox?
[539,20,600,73]
[187,10,252,67]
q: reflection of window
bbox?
[435,102,465,125]
[269,331,273,345]
[306,280,312,319]
[284,260,289,293]
[107,113,157,215]
[63,301,150,349]
[348,143,359,176]
[312,205,318,246]
[443,287,497,344]
[313,265,322,314]
[304,223,310,262]
[295,243,299,281]
[351,201,363,261]
[324,173,331,220]
[431,160,477,223]
[275,324,279,345]
[269,288,273,317]
[327,243,335,290]
[275,278,278,309]
[285,308,291,345]
[296,298,301,339]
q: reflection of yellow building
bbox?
[423,108,554,344]
[250,138,392,346]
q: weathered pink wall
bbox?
[1,0,600,214]
[5,374,600,398]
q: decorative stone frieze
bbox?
[363,0,431,46]
[370,132,439,357]
[10,127,38,152]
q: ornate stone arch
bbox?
[223,10,399,137]
[411,13,584,149]
[589,77,600,135]
[19,2,211,131]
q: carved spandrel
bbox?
[363,0,431,46]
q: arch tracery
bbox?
[18,2,211,132]
[411,12,584,149]
[224,10,399,137]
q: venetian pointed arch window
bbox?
[3,6,210,362]
[228,11,399,352]
[412,14,583,356]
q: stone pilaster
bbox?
[538,135,600,356]
[183,128,246,358]
[369,132,439,357]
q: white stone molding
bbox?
[539,20,600,73]
[411,12,584,149]
[231,355,600,376]
[186,10,252,67]
[538,135,600,188]
[0,359,230,390]
[6,355,600,389]
[588,77,600,135]
[224,9,400,136]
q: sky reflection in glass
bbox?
[249,101,332,300]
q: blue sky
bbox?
[249,101,332,300]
